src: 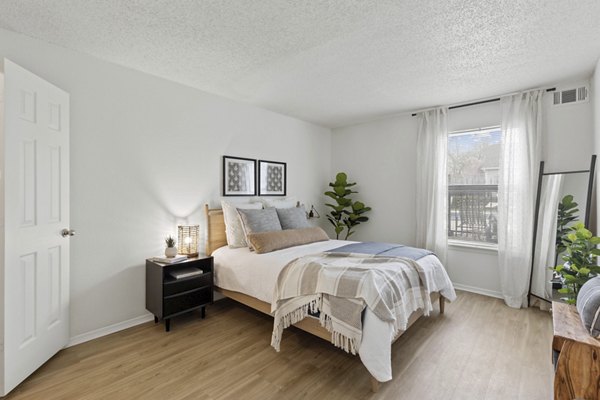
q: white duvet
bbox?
[212,240,451,382]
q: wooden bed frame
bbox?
[204,204,445,392]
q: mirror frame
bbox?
[527,154,596,306]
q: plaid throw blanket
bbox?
[271,252,455,354]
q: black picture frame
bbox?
[222,156,257,196]
[258,160,287,196]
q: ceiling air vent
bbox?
[553,86,589,106]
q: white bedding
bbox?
[212,240,450,382]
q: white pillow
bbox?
[221,200,263,248]
[260,197,298,209]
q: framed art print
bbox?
[258,160,286,196]
[223,156,256,196]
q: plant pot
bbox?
[551,276,563,290]
[165,247,177,258]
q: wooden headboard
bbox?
[204,204,226,255]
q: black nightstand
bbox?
[145,255,214,332]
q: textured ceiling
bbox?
[1,1,599,127]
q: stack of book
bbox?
[150,255,187,264]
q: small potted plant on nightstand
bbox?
[165,235,177,258]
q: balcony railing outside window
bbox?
[448,127,501,246]
[448,184,498,244]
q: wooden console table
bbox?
[552,301,600,400]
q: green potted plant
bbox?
[324,172,372,240]
[165,235,177,258]
[555,195,579,263]
[553,222,600,304]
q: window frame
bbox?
[447,125,501,250]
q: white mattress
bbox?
[213,239,352,303]
[212,239,450,382]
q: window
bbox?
[447,127,501,246]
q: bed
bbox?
[204,204,455,392]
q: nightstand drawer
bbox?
[163,287,212,317]
[163,273,212,296]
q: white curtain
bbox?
[416,107,448,264]
[498,90,544,308]
[531,175,563,306]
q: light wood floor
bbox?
[5,291,553,400]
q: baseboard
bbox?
[67,313,154,348]
[66,285,501,348]
[452,283,503,300]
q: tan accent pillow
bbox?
[246,227,329,254]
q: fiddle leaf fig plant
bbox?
[553,222,600,304]
[324,172,372,240]
[555,195,579,259]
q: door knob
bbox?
[61,228,75,238]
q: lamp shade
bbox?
[177,225,199,257]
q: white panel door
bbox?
[2,59,70,395]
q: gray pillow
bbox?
[237,208,282,235]
[276,207,310,230]
[221,200,263,248]
[576,276,600,337]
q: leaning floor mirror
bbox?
[527,155,596,306]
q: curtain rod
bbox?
[411,87,556,117]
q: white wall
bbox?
[332,79,594,297]
[544,79,595,172]
[330,116,418,244]
[593,58,600,234]
[0,28,331,339]
[0,70,4,349]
